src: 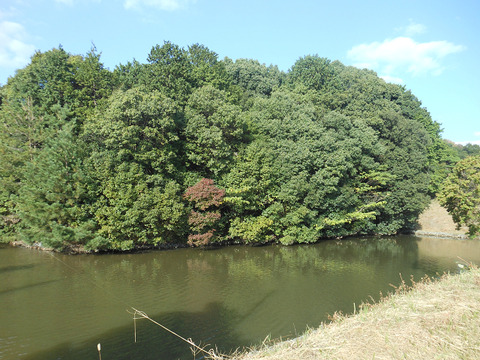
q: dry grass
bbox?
[216,267,480,360]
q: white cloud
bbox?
[347,36,465,77]
[0,21,35,69]
[124,0,195,11]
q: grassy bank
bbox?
[219,267,480,360]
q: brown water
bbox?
[1,235,480,360]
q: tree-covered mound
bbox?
[0,42,462,251]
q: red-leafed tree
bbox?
[184,178,225,246]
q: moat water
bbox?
[1,235,480,360]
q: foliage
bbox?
[184,85,247,177]
[0,42,455,250]
[82,87,187,249]
[5,48,76,113]
[224,58,284,97]
[438,156,480,237]
[184,178,225,246]
[143,41,193,105]
[0,98,66,242]
[69,46,115,118]
[288,55,335,91]
[447,141,480,160]
[15,126,99,250]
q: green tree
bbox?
[0,47,98,242]
[438,156,480,237]
[225,89,390,244]
[70,46,114,118]
[449,142,480,160]
[0,41,446,250]
[114,59,146,91]
[225,58,284,97]
[4,48,76,116]
[15,126,99,250]
[188,43,231,90]
[184,85,247,177]
[0,98,65,241]
[369,109,431,233]
[83,87,187,249]
[299,62,433,232]
[288,55,335,91]
[2,46,114,130]
[144,41,193,104]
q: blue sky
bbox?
[1,0,478,144]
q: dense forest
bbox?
[1,42,479,251]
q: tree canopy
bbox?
[0,44,459,251]
[438,156,480,237]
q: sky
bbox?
[0,0,479,144]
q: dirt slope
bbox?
[416,199,468,236]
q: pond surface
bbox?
[1,235,480,360]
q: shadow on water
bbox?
[23,302,248,360]
[0,279,60,295]
[0,263,36,274]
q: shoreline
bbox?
[413,230,470,239]
[7,239,191,254]
[6,230,475,255]
[6,227,477,254]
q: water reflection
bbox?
[1,236,480,360]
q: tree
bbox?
[369,110,431,233]
[224,89,390,245]
[188,43,231,90]
[184,178,225,246]
[5,48,76,115]
[0,41,444,250]
[449,142,480,159]
[438,156,480,237]
[0,98,64,241]
[224,58,284,97]
[184,85,247,177]
[114,59,146,91]
[70,46,114,118]
[288,55,335,91]
[82,87,187,249]
[15,126,99,250]
[144,41,193,104]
